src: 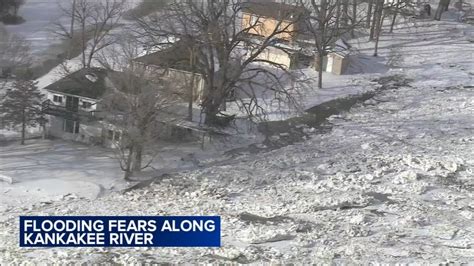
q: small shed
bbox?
[326,39,351,75]
[326,52,349,75]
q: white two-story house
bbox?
[41,68,122,146]
[41,64,207,147]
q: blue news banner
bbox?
[19,216,220,247]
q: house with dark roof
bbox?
[241,0,308,42]
[41,66,209,147]
[134,41,206,103]
[41,68,122,146]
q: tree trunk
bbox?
[351,0,357,38]
[124,169,132,180]
[70,0,76,39]
[188,79,194,121]
[123,146,134,180]
[42,123,46,140]
[187,48,195,121]
[390,12,397,33]
[317,53,324,89]
[81,21,87,68]
[342,0,349,28]
[445,0,451,11]
[369,3,378,40]
[367,0,374,28]
[371,0,383,41]
[87,48,95,69]
[374,11,385,57]
[390,0,401,33]
[335,0,341,33]
[435,0,450,20]
[204,101,221,126]
[21,113,26,145]
[132,144,143,172]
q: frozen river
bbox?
[4,0,65,58]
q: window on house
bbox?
[114,131,121,141]
[64,119,79,134]
[107,130,114,140]
[107,130,121,142]
[250,15,258,25]
[82,101,92,109]
[53,95,63,103]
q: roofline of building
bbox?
[241,11,296,23]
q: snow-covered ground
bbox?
[0,140,124,205]
[0,137,252,209]
[1,9,474,266]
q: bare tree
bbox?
[445,0,451,11]
[369,0,383,40]
[373,0,416,56]
[341,0,349,28]
[389,0,400,33]
[372,0,384,54]
[335,0,341,31]
[387,0,416,33]
[434,0,451,20]
[98,37,182,180]
[366,0,374,28]
[0,27,31,90]
[351,0,357,37]
[302,0,362,88]
[136,0,305,126]
[54,0,125,68]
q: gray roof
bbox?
[43,68,112,100]
[134,41,197,72]
[241,0,307,21]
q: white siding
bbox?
[45,91,99,111]
[256,46,292,69]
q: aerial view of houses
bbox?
[0,0,473,264]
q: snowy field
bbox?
[1,13,473,263]
[0,140,124,206]
[0,138,247,210]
